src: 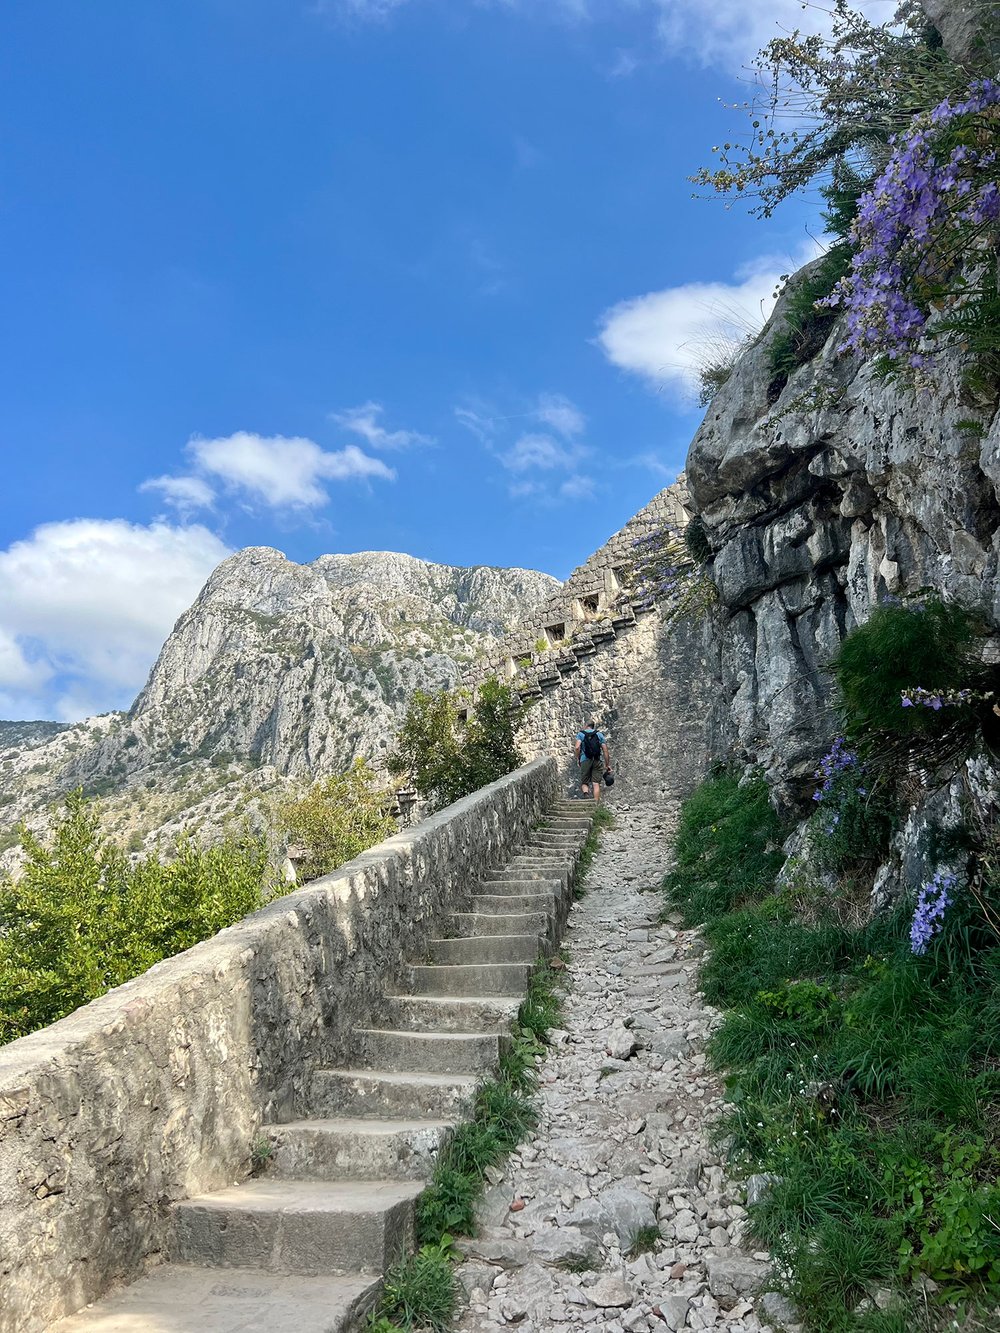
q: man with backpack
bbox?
[575,721,612,802]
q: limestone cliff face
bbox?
[685,274,1000,803]
[128,547,556,774]
[0,550,557,857]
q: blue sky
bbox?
[0,0,833,721]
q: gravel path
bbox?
[455,803,788,1333]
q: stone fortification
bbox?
[465,483,719,801]
[0,759,557,1333]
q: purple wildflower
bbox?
[825,80,1000,370]
[910,870,958,954]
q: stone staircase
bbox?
[50,801,595,1333]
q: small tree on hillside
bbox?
[278,759,397,883]
[390,677,525,810]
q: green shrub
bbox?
[0,792,272,1043]
[834,598,980,738]
[278,759,396,882]
[390,677,524,811]
[767,244,853,401]
[663,770,787,926]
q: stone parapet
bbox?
[0,759,558,1333]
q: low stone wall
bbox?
[0,758,557,1333]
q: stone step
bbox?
[510,849,574,860]
[309,1068,479,1119]
[381,993,520,1033]
[261,1117,453,1182]
[488,867,567,882]
[448,910,552,939]
[428,934,544,965]
[528,831,587,843]
[47,1264,380,1332]
[355,1027,505,1074]
[172,1178,422,1275]
[408,961,531,996]
[471,892,559,915]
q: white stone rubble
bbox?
[455,804,786,1333]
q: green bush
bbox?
[767,244,853,400]
[390,677,524,811]
[0,792,272,1043]
[833,598,980,740]
[663,770,786,926]
[278,759,397,882]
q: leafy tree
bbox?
[692,1,967,217]
[0,792,270,1044]
[390,677,525,810]
[278,759,397,882]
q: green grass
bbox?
[626,1225,661,1258]
[371,957,568,1331]
[370,1239,459,1332]
[662,769,786,926]
[665,771,1000,1333]
[370,809,616,1332]
[766,244,852,401]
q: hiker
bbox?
[575,721,612,802]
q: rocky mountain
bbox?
[0,721,70,751]
[0,549,557,859]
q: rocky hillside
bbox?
[0,549,557,857]
[686,268,1000,806]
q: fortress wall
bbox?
[0,758,557,1333]
[515,608,721,804]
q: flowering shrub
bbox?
[824,79,1000,380]
[833,597,980,740]
[692,2,967,218]
[910,869,958,954]
[808,737,892,871]
[629,522,717,622]
[901,685,995,709]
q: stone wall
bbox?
[0,758,558,1333]
[461,482,719,804]
[516,610,721,804]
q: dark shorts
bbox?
[580,755,605,784]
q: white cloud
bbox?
[535,393,586,438]
[560,474,596,500]
[188,431,395,508]
[316,0,889,71]
[500,433,582,473]
[596,241,821,402]
[140,473,216,514]
[0,519,231,721]
[331,402,432,450]
[0,628,47,693]
[322,0,411,18]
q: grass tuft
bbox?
[572,804,615,896]
[371,1240,458,1332]
[626,1224,661,1258]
